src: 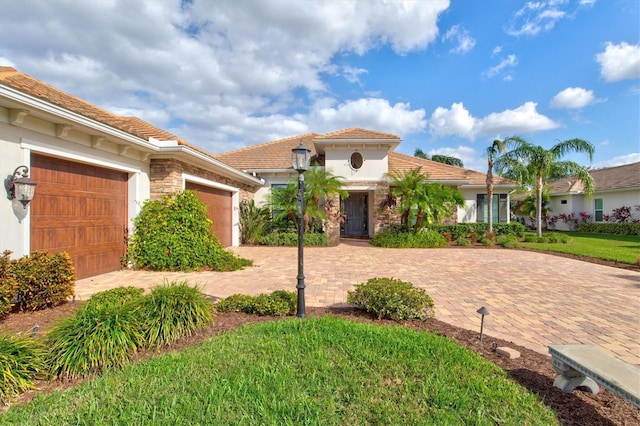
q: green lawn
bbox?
[519,232,640,265]
[0,317,558,425]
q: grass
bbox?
[518,232,640,265]
[0,317,558,425]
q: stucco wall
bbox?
[325,148,388,181]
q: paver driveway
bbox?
[76,241,640,366]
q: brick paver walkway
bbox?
[75,242,640,366]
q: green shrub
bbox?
[347,277,435,321]
[371,230,446,248]
[497,235,521,248]
[137,280,214,347]
[84,286,144,312]
[46,301,143,380]
[9,251,75,311]
[454,237,472,246]
[258,232,329,246]
[577,222,640,236]
[215,294,256,313]
[129,190,252,272]
[216,291,297,316]
[0,334,47,402]
[240,200,271,245]
[428,223,525,238]
[0,251,18,317]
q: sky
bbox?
[1,0,639,172]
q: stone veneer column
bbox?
[149,159,184,199]
[324,194,341,246]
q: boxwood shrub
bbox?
[347,277,435,321]
[428,222,526,239]
[216,290,297,316]
[258,232,329,246]
[371,230,446,248]
[577,222,640,236]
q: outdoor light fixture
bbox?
[9,165,37,209]
[477,306,490,343]
[291,142,311,318]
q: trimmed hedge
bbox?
[347,277,435,321]
[0,250,75,313]
[577,222,640,236]
[428,223,526,239]
[258,232,329,246]
[371,230,447,248]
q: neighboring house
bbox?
[1,67,516,280]
[546,162,640,230]
[216,128,517,243]
[1,67,263,279]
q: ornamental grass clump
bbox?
[0,334,47,402]
[347,277,435,321]
[137,280,214,348]
[46,301,143,380]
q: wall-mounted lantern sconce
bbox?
[9,165,37,209]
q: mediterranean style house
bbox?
[545,162,640,230]
[1,67,515,279]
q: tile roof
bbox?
[215,133,320,170]
[388,152,515,186]
[0,66,180,143]
[549,161,640,194]
[315,127,401,140]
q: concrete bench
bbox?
[549,344,640,408]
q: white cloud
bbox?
[492,46,502,56]
[307,98,427,136]
[595,42,640,82]
[428,101,560,140]
[550,87,596,108]
[593,153,640,168]
[343,66,368,84]
[486,54,518,78]
[442,25,476,54]
[429,102,475,139]
[507,1,568,36]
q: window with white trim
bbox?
[594,198,604,222]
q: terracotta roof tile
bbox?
[388,152,515,186]
[215,133,320,170]
[315,127,401,140]
[549,162,640,194]
[0,67,178,142]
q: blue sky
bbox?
[1,0,638,171]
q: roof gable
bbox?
[315,127,401,140]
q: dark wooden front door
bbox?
[185,182,233,246]
[342,193,368,236]
[30,154,128,279]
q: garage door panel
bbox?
[30,155,127,279]
[185,182,232,247]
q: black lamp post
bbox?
[292,142,311,318]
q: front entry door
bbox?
[343,193,368,236]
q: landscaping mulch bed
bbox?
[1,304,638,425]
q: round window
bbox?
[349,152,364,170]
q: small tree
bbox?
[484,139,507,234]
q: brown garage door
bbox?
[185,182,232,246]
[30,154,128,279]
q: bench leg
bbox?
[553,374,600,394]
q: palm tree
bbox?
[303,166,348,232]
[484,139,507,234]
[496,136,595,237]
[388,168,465,231]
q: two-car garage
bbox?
[29,155,236,279]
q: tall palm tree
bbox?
[496,136,595,237]
[484,139,507,234]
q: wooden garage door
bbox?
[30,155,128,279]
[185,182,232,246]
